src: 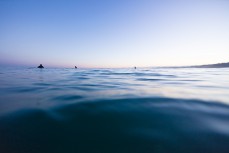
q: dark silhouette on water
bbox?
[134,67,136,69]
[37,64,44,68]
[75,66,77,69]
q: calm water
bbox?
[0,67,229,153]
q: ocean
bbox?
[0,67,229,153]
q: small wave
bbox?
[33,82,53,86]
[1,97,229,153]
[7,86,45,93]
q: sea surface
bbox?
[0,67,229,153]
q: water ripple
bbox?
[51,95,84,101]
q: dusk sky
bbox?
[0,0,229,68]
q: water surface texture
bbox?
[0,67,229,153]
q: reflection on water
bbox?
[0,67,229,153]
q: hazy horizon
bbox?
[1,0,229,68]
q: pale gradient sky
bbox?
[0,0,229,68]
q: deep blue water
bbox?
[0,67,229,153]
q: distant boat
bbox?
[75,66,77,69]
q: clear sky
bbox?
[0,0,229,68]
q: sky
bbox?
[0,0,229,68]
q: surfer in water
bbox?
[37,64,44,68]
